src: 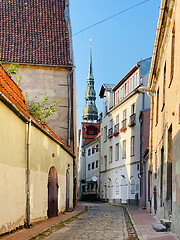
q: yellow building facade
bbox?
[0,66,74,235]
[148,0,180,236]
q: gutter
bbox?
[26,119,31,227]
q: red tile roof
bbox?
[0,65,28,117]
[0,0,71,66]
[0,65,73,156]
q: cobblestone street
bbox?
[45,203,136,240]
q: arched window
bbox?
[115,180,119,195]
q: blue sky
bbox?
[69,0,161,131]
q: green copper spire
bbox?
[87,45,94,80]
[83,42,98,121]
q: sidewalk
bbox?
[126,206,179,240]
[0,205,84,240]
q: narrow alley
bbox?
[44,203,137,240]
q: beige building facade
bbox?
[0,66,74,235]
[147,0,180,237]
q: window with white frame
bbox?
[122,140,126,159]
[115,143,119,161]
[135,71,139,86]
[92,146,95,154]
[88,149,91,156]
[120,87,123,99]
[109,146,113,163]
[131,136,135,156]
[126,81,129,95]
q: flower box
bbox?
[120,127,127,133]
[113,131,119,137]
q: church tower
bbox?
[83,44,98,121]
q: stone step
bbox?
[152,223,167,232]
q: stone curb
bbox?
[125,207,142,240]
[27,206,87,240]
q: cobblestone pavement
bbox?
[44,203,135,240]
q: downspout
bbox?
[26,119,31,227]
[147,92,154,172]
[67,68,74,147]
[143,155,146,209]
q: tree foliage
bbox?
[25,93,60,124]
[4,63,21,85]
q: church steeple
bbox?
[83,42,98,121]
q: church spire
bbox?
[87,41,94,80]
[83,41,98,122]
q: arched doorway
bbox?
[48,166,58,218]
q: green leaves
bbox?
[25,93,60,124]
[4,63,21,85]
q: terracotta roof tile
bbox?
[0,65,29,117]
[0,0,71,66]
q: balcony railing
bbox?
[114,123,119,133]
[108,127,113,138]
[122,119,127,128]
[129,113,136,127]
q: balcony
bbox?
[108,127,113,138]
[122,118,127,128]
[129,113,136,127]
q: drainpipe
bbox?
[67,68,74,147]
[26,119,31,227]
[143,156,146,209]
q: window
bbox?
[120,87,123,99]
[104,155,107,170]
[92,146,95,154]
[92,162,95,169]
[122,109,127,128]
[96,144,99,152]
[109,146,113,163]
[155,151,157,179]
[135,71,139,86]
[169,22,175,87]
[124,83,127,96]
[104,126,107,141]
[131,103,135,114]
[162,62,166,111]
[126,81,129,95]
[130,77,134,92]
[122,140,126,159]
[96,160,98,168]
[88,164,90,170]
[131,136,135,156]
[137,164,139,171]
[156,88,159,126]
[105,101,108,116]
[88,149,91,156]
[115,143,119,161]
[116,115,119,124]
